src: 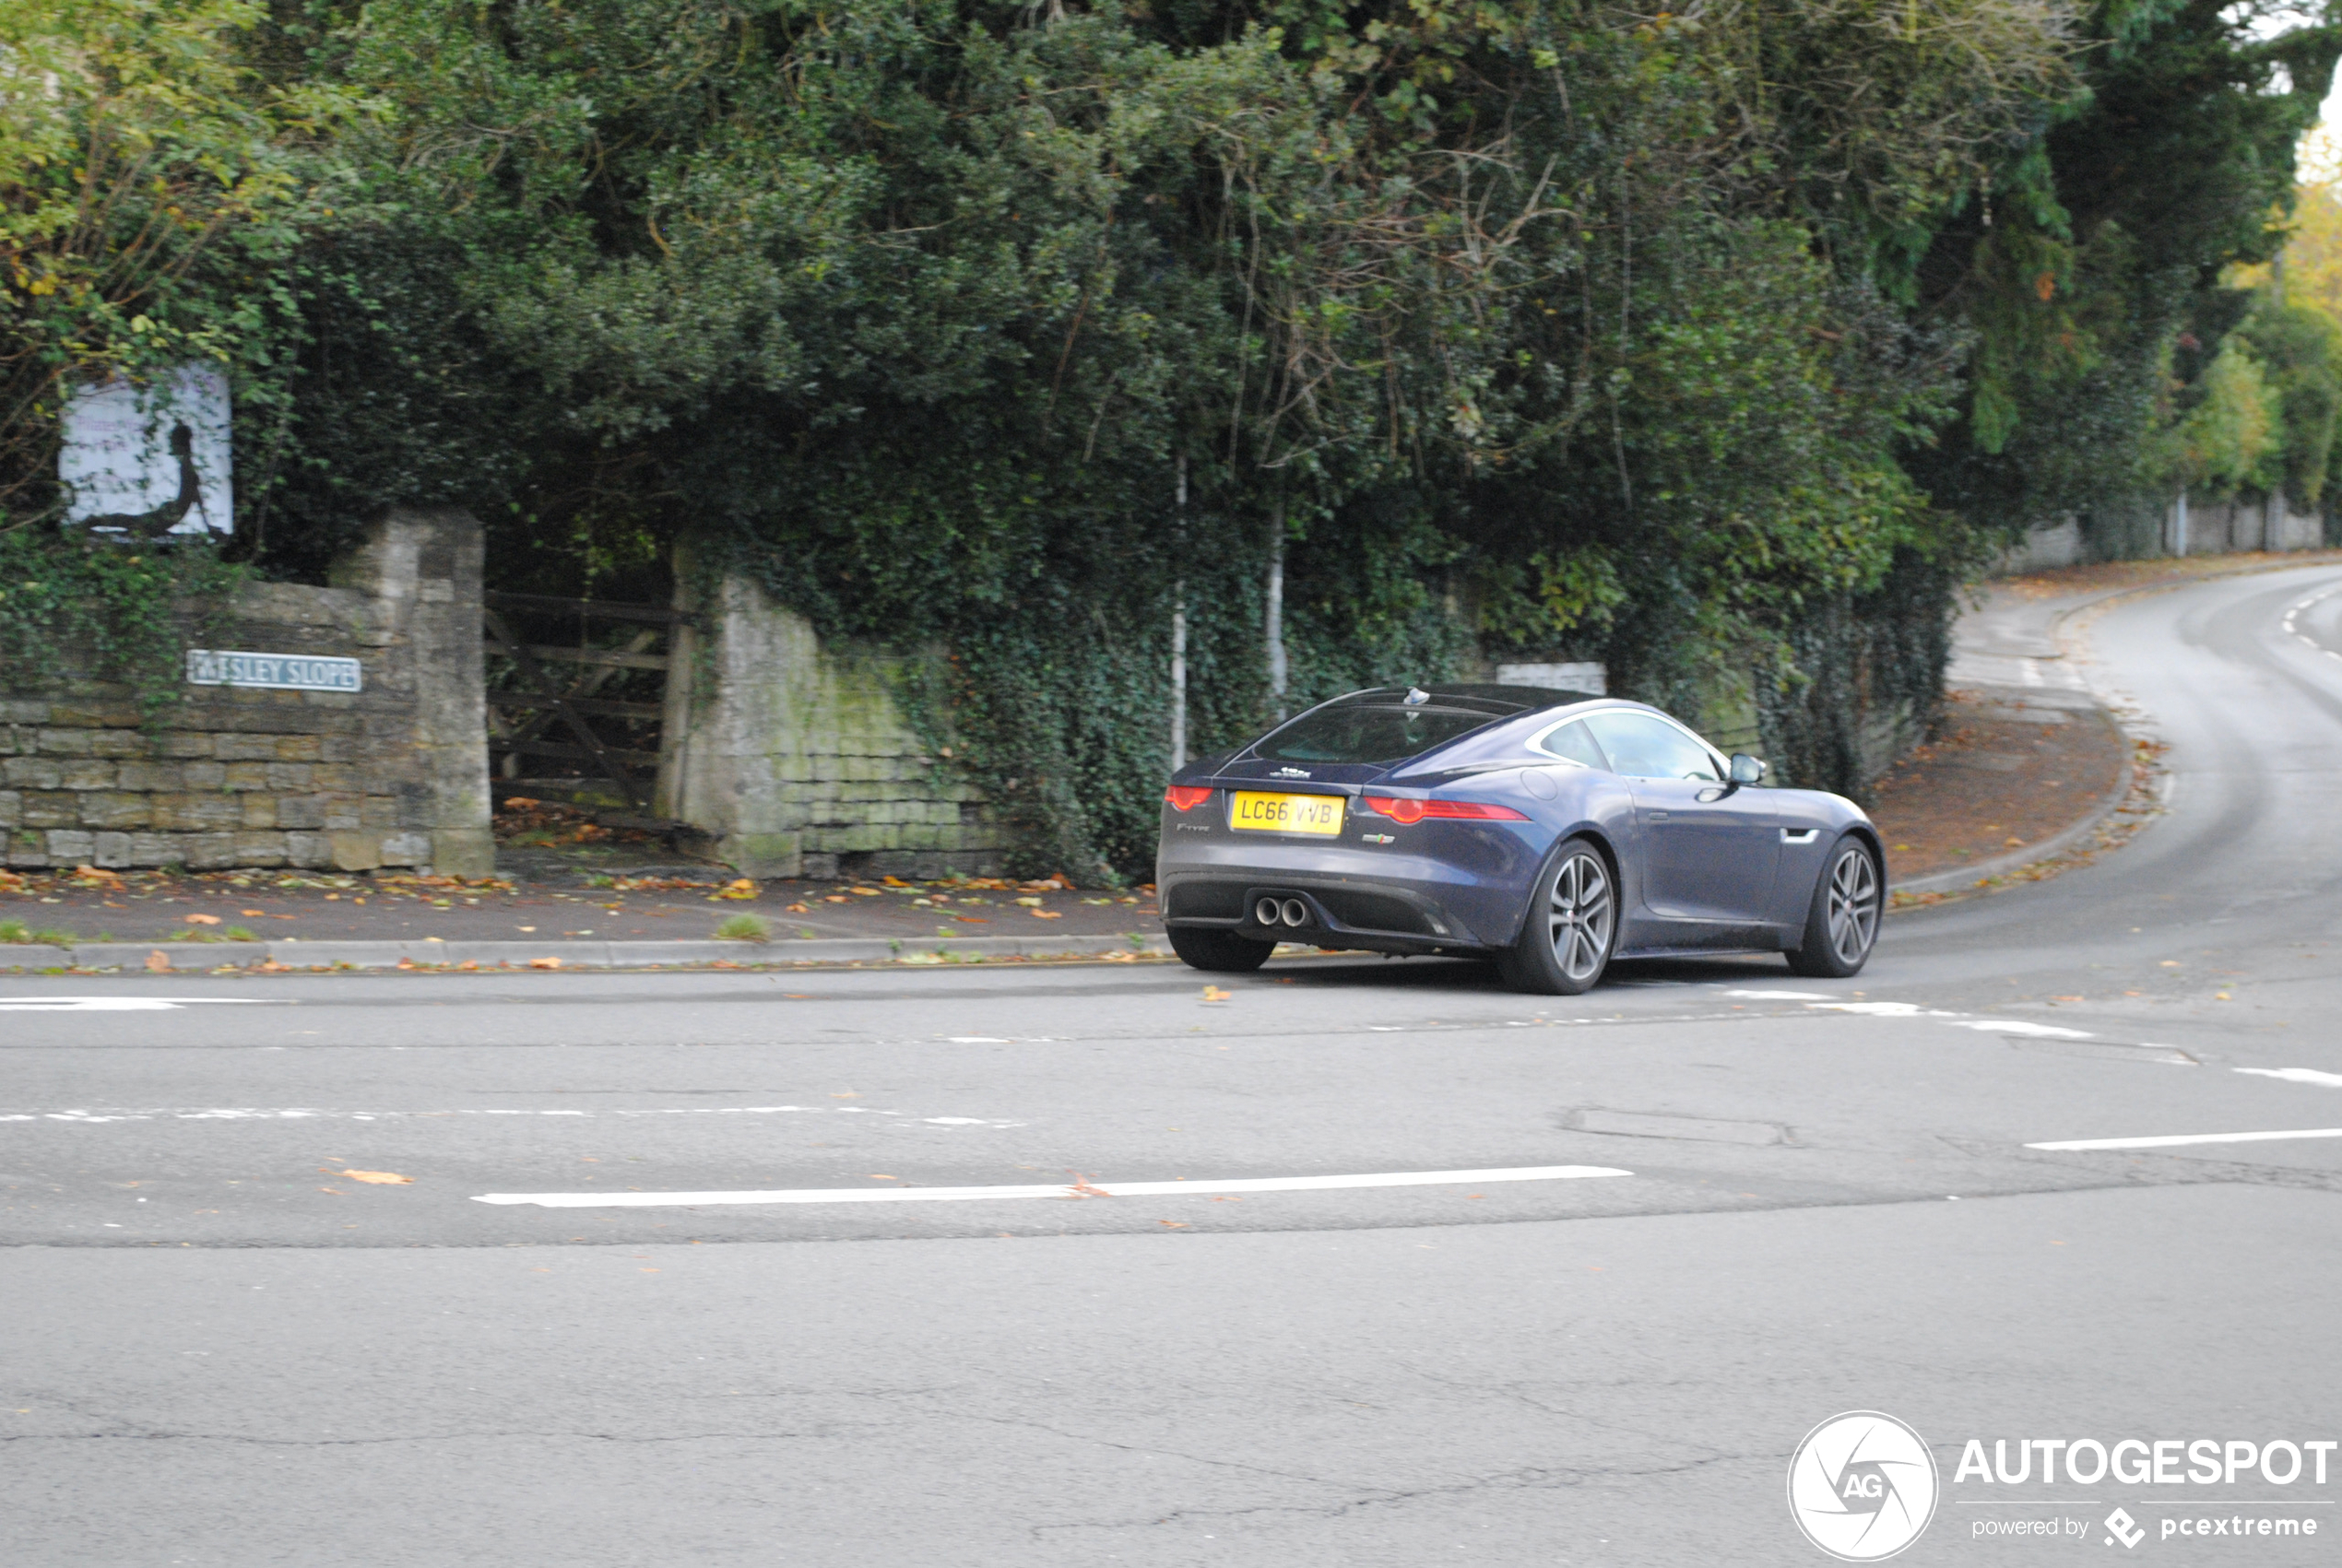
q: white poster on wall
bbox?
[59,364,234,536]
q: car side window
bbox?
[1580,711,1721,781]
[1532,719,1610,771]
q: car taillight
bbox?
[1364,796,1528,824]
[1164,785,1214,812]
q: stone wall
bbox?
[1,509,491,874]
[656,568,1005,878]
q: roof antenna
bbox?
[1403,687,1431,706]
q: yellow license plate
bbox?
[1229,792,1345,835]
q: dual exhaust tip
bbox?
[1255,896,1311,928]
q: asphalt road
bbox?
[7,566,2342,1566]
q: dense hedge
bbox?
[6,0,2336,875]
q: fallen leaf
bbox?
[1013,896,1043,907]
[824,895,849,903]
[1157,1220,1190,1228]
[955,915,989,923]
[1201,985,1230,1002]
[144,950,170,973]
[527,956,562,970]
[332,1169,413,1185]
[318,1186,344,1194]
[867,1173,895,1180]
[881,876,911,887]
[786,902,810,913]
[183,913,221,925]
[849,887,883,897]
[1066,1174,1113,1198]
[241,909,265,916]
[1030,909,1062,919]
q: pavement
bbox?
[0,560,2259,971]
[6,560,2342,1564]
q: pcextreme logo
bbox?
[1789,1411,1942,1562]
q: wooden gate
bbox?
[481,591,691,825]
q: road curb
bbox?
[0,932,1175,973]
[1887,703,2135,899]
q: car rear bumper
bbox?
[1156,839,1513,955]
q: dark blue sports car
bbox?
[1156,684,1885,993]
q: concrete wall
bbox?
[1,509,491,874]
[1998,516,2086,573]
[1996,492,2326,576]
[2164,490,2324,556]
[655,569,1005,878]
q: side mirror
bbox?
[1729,753,1768,786]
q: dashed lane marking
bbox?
[2281,582,2342,657]
[2025,1127,2342,1151]
[0,1104,1024,1127]
[0,997,283,1011]
[2236,1067,2342,1089]
[470,1164,1635,1208]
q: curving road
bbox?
[7,567,2342,1566]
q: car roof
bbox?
[1333,683,1603,717]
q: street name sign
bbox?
[184,649,362,693]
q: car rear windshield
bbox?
[1255,705,1496,766]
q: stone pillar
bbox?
[655,559,811,877]
[654,544,1003,879]
[328,509,493,875]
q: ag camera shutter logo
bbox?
[1788,1411,1940,1561]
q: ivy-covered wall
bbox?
[1,511,491,874]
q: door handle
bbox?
[1647,810,1671,821]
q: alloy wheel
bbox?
[1545,852,1615,983]
[1826,846,1879,964]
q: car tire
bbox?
[1786,833,1882,978]
[1167,926,1277,973]
[1498,836,1617,996]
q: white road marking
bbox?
[471,1164,1635,1208]
[2026,1128,2342,1151]
[1725,989,1835,1000]
[2236,1067,2342,1089]
[1943,1020,2096,1039]
[0,1104,1024,1127]
[1806,1001,1956,1017]
[0,997,280,1011]
[2283,584,2342,654]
